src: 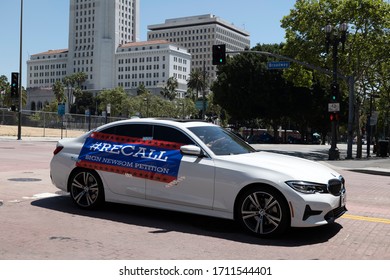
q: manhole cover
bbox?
[8,178,42,182]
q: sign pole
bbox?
[17,0,23,140]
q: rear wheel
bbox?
[236,186,289,237]
[69,169,104,209]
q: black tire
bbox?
[235,186,290,237]
[69,169,105,209]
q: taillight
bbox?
[53,146,64,155]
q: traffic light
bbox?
[330,83,339,102]
[329,112,339,121]
[212,44,226,65]
[10,72,19,99]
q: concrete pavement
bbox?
[1,136,390,260]
[253,143,390,176]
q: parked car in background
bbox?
[50,118,347,237]
[247,132,275,144]
[288,135,302,144]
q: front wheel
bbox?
[236,186,289,237]
[69,169,105,209]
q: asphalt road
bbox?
[1,138,390,260]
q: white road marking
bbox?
[22,193,60,200]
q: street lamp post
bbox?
[179,102,185,119]
[367,94,380,157]
[325,22,348,160]
[143,97,149,117]
[17,0,24,140]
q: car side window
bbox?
[101,124,153,139]
[153,125,194,145]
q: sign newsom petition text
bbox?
[76,132,184,183]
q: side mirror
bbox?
[180,145,204,157]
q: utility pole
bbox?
[324,22,347,160]
[17,0,24,140]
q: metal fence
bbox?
[0,108,126,136]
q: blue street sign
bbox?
[267,61,291,69]
[196,100,208,110]
[58,103,65,116]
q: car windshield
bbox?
[188,126,256,155]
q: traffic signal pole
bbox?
[17,0,24,140]
[220,48,355,159]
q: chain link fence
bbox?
[0,108,126,137]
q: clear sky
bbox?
[0,0,297,86]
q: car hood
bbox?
[219,151,340,183]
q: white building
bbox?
[26,49,69,110]
[25,4,249,111]
[116,40,191,97]
[67,0,140,90]
[27,49,68,89]
[27,0,141,107]
[147,14,250,80]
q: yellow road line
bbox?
[342,214,390,224]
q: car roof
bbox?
[95,118,217,131]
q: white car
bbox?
[50,119,346,237]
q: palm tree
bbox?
[187,68,209,118]
[160,77,178,101]
[187,68,207,100]
[73,72,88,89]
[63,72,88,112]
[52,80,65,103]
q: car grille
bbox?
[324,206,347,223]
[327,179,344,196]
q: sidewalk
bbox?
[253,143,390,176]
[0,125,84,141]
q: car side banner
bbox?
[77,132,183,183]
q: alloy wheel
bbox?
[70,170,103,209]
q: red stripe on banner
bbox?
[90,132,183,150]
[76,160,177,183]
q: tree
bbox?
[281,0,390,154]
[212,45,290,126]
[188,68,209,117]
[52,80,65,103]
[71,91,96,115]
[185,88,197,102]
[211,43,334,141]
[0,75,10,107]
[97,87,130,118]
[72,72,88,88]
[187,68,208,99]
[0,75,27,110]
[160,77,178,101]
[62,72,88,112]
[137,83,149,96]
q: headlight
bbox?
[286,181,328,194]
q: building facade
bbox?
[27,0,140,92]
[26,49,69,110]
[67,0,140,90]
[147,14,250,80]
[27,49,68,89]
[26,4,250,111]
[116,40,191,97]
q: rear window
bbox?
[100,124,152,139]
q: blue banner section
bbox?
[77,133,183,183]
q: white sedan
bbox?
[50,119,346,237]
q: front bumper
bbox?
[289,190,347,228]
